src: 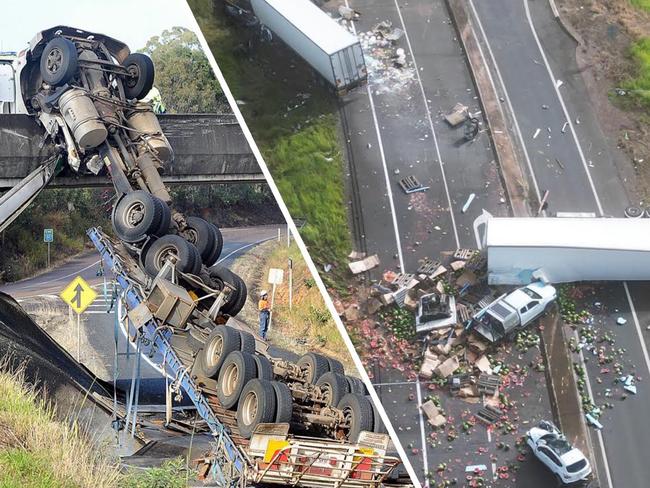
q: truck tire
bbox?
[40,37,78,86]
[271,381,293,424]
[345,375,367,396]
[625,206,643,218]
[225,272,247,317]
[297,352,329,384]
[199,325,241,379]
[187,326,207,352]
[316,372,349,407]
[253,355,274,381]
[122,53,154,100]
[184,217,216,263]
[326,356,345,375]
[237,379,277,439]
[153,199,171,237]
[112,191,162,243]
[218,351,257,409]
[239,330,256,355]
[338,393,374,443]
[143,235,201,276]
[204,223,224,266]
[367,395,386,433]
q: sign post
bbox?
[60,276,97,361]
[44,228,53,268]
[288,258,293,311]
[267,268,284,333]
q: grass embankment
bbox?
[189,0,351,288]
[623,37,650,107]
[231,240,354,372]
[0,362,190,487]
[631,0,650,12]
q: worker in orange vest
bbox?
[258,290,271,339]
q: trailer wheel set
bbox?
[187,324,382,442]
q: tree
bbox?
[140,27,229,113]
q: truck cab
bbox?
[473,282,556,342]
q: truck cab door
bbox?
[0,62,16,113]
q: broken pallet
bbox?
[453,248,477,260]
[476,405,502,425]
[399,175,429,194]
[477,373,501,395]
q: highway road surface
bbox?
[334,0,647,486]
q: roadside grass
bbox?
[189,0,352,282]
[630,0,650,12]
[0,359,195,487]
[622,37,650,107]
[0,360,120,488]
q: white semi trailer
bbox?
[474,213,650,285]
[250,0,367,93]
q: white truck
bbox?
[250,0,367,93]
[472,282,557,343]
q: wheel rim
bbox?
[153,244,178,269]
[46,48,63,75]
[205,336,224,368]
[185,227,199,244]
[241,391,258,426]
[321,383,333,405]
[126,64,140,88]
[302,363,313,382]
[122,201,145,228]
[342,405,354,430]
[222,363,239,397]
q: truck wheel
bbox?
[184,217,217,263]
[297,352,330,384]
[316,372,350,407]
[625,206,643,218]
[40,37,78,86]
[153,199,171,237]
[218,351,257,409]
[345,375,368,395]
[326,356,345,375]
[122,53,154,100]
[204,223,224,266]
[338,393,374,443]
[112,191,162,243]
[253,355,274,381]
[239,330,256,354]
[225,273,247,316]
[143,235,201,276]
[367,395,386,433]
[271,381,293,423]
[199,326,241,379]
[236,379,277,439]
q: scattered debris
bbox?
[399,175,429,194]
[338,5,360,21]
[533,128,541,139]
[616,317,627,326]
[461,193,476,213]
[444,103,469,127]
[349,254,380,274]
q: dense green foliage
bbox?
[140,27,229,113]
[188,0,351,275]
[623,37,650,107]
[630,0,650,12]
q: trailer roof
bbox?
[260,0,359,55]
[486,218,650,252]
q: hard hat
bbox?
[260,290,268,297]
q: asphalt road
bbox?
[468,1,649,486]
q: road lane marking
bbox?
[414,379,430,485]
[522,0,604,216]
[573,330,614,488]
[343,0,405,272]
[623,282,650,377]
[468,0,541,203]
[10,259,101,291]
[216,236,277,264]
[394,0,460,248]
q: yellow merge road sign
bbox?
[60,276,97,314]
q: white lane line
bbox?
[10,259,101,291]
[394,0,460,248]
[344,0,404,272]
[522,0,604,216]
[623,282,650,376]
[573,330,614,488]
[414,379,430,485]
[215,236,276,265]
[468,0,541,202]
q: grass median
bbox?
[624,37,650,108]
[189,1,352,285]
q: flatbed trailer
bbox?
[89,227,411,487]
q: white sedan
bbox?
[526,421,592,484]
